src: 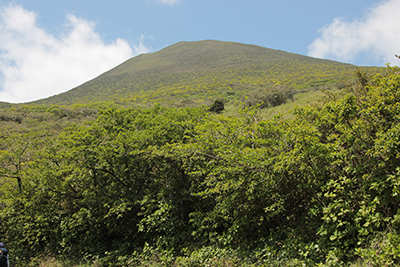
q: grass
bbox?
[30,40,383,107]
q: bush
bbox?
[354,231,400,266]
[175,247,240,267]
[241,86,295,108]
[208,99,225,113]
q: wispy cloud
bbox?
[308,0,400,66]
[0,4,150,103]
[157,0,179,5]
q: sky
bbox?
[0,0,399,103]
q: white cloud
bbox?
[157,0,179,5]
[0,4,150,103]
[308,0,400,66]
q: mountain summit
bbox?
[34,40,377,106]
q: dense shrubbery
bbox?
[241,85,296,108]
[0,66,399,266]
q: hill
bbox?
[32,40,383,107]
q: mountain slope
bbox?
[33,40,383,106]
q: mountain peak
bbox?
[33,40,376,106]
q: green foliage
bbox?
[241,85,296,108]
[354,231,400,266]
[175,246,241,266]
[292,67,400,259]
[208,99,225,113]
[1,66,400,266]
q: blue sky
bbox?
[0,0,399,103]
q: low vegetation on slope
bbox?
[32,40,382,107]
[0,66,399,266]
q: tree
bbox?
[208,99,225,113]
[294,66,400,259]
[0,130,44,191]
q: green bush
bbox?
[355,231,400,266]
[241,86,295,108]
[175,247,240,267]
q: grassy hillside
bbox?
[32,40,383,107]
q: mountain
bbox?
[32,40,383,107]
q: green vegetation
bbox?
[208,99,225,113]
[31,40,382,108]
[0,65,399,266]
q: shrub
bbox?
[208,99,225,113]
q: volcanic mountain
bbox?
[33,40,381,107]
